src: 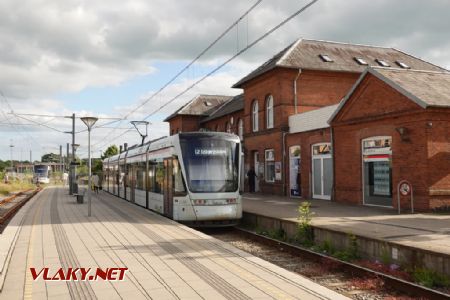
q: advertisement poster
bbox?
[275,162,282,181]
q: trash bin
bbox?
[76,194,84,204]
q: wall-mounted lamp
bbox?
[396,127,410,142]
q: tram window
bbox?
[173,158,186,193]
[179,136,239,193]
[148,164,154,192]
[155,161,164,194]
[136,163,146,190]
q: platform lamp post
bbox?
[80,117,98,217]
[130,121,149,145]
[72,143,80,193]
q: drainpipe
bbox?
[330,126,335,201]
[293,69,302,114]
[281,126,289,196]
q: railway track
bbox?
[205,227,450,300]
[0,188,40,228]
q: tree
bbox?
[101,145,118,160]
[92,158,103,174]
[41,153,61,163]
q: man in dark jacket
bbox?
[247,167,257,193]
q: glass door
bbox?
[254,151,260,192]
[289,146,301,197]
[312,144,332,200]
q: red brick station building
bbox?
[165,39,450,212]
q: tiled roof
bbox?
[289,104,339,134]
[329,67,450,123]
[164,94,233,121]
[200,94,244,123]
[372,67,450,108]
[233,38,446,88]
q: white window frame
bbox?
[238,118,244,140]
[265,149,275,183]
[266,95,274,129]
[311,143,332,200]
[252,100,259,132]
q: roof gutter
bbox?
[293,69,302,114]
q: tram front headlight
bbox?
[193,199,205,205]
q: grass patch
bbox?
[0,180,35,197]
[412,268,450,288]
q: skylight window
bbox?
[396,61,410,69]
[204,101,212,106]
[375,59,390,67]
[319,54,333,62]
[354,57,368,65]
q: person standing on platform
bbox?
[92,174,99,194]
[247,167,257,193]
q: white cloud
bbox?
[1,0,449,160]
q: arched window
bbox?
[225,122,231,133]
[252,100,259,132]
[266,94,274,129]
[238,118,244,140]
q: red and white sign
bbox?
[363,154,390,162]
[399,182,411,196]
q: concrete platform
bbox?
[242,193,450,275]
[243,194,450,254]
[0,187,348,300]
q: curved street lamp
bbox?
[80,117,98,217]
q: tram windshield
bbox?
[180,136,239,193]
[34,165,49,175]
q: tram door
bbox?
[130,164,136,203]
[163,158,174,218]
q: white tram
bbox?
[33,164,51,184]
[102,132,242,226]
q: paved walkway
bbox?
[0,187,348,300]
[243,194,450,256]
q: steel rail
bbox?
[234,227,450,300]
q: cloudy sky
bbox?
[0,0,449,161]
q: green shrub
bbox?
[412,268,450,288]
[380,245,392,265]
[318,239,336,255]
[267,227,286,241]
[332,233,360,262]
[296,202,315,246]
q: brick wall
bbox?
[427,109,450,209]
[240,67,360,196]
[286,128,331,198]
[331,74,450,211]
[168,115,202,134]
[200,110,245,134]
